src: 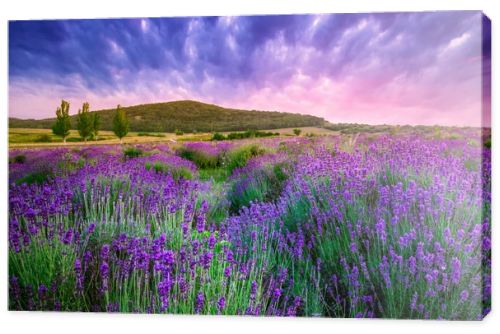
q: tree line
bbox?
[52,100,129,144]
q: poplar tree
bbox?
[52,100,71,144]
[112,104,129,143]
[76,102,92,141]
[91,112,101,141]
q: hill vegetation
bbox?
[9,100,326,133]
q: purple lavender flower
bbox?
[100,261,109,292]
[272,288,282,301]
[224,266,231,278]
[87,223,96,234]
[100,244,110,260]
[208,233,216,249]
[460,290,469,302]
[195,292,204,313]
[38,284,48,302]
[74,258,84,292]
[62,229,73,245]
[217,297,226,313]
[250,280,258,300]
[201,251,213,270]
[451,257,461,285]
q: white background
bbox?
[0,1,498,333]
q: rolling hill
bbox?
[9,100,327,133]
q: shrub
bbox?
[34,134,52,143]
[177,147,219,169]
[11,155,26,164]
[212,133,226,141]
[9,237,78,311]
[15,171,52,185]
[145,161,193,181]
[293,128,302,136]
[228,163,288,213]
[226,130,277,140]
[137,132,166,137]
[175,129,184,136]
[123,147,143,159]
[227,144,265,172]
[199,168,230,183]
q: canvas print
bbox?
[8,11,491,320]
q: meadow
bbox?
[8,127,336,147]
[8,129,491,319]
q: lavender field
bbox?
[8,131,491,319]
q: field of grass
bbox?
[8,127,337,147]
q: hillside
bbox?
[9,100,327,132]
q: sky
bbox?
[9,11,491,126]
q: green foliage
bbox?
[112,105,129,141]
[211,132,226,141]
[225,130,278,140]
[293,128,302,136]
[464,158,479,172]
[227,144,265,172]
[34,134,52,143]
[123,146,143,159]
[228,163,288,213]
[175,129,184,136]
[9,236,78,310]
[10,154,26,164]
[12,100,325,132]
[15,171,52,185]
[54,152,87,175]
[91,112,101,140]
[177,147,220,169]
[76,102,93,141]
[484,138,491,148]
[137,132,166,137]
[51,100,71,143]
[198,168,230,183]
[145,161,193,181]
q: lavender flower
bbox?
[451,257,461,285]
[217,297,225,313]
[195,292,204,313]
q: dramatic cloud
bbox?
[9,11,490,126]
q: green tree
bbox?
[91,112,100,141]
[52,100,71,144]
[76,102,92,141]
[112,104,129,143]
[293,128,302,136]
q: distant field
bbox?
[9,125,483,148]
[8,127,337,147]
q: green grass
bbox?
[123,146,143,158]
[199,168,230,183]
[15,171,52,185]
[9,235,78,310]
[177,147,220,169]
[145,161,194,181]
[227,144,265,172]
